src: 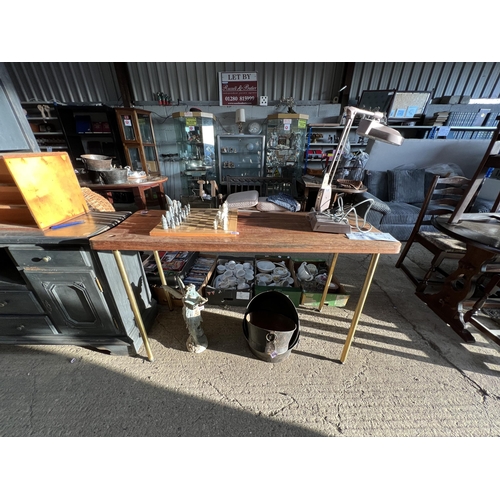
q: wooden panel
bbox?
[0,206,36,226]
[0,152,89,229]
[0,186,25,204]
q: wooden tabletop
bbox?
[81,175,168,190]
[89,209,401,255]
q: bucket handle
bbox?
[265,332,278,359]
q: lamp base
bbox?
[308,212,351,234]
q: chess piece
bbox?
[161,214,168,229]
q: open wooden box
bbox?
[0,152,88,229]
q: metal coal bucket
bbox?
[100,168,128,184]
[243,291,300,363]
[81,154,113,171]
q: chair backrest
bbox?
[414,175,471,232]
[226,176,263,196]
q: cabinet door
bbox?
[24,270,120,335]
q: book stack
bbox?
[426,111,449,126]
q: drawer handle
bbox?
[17,325,25,331]
[42,256,52,262]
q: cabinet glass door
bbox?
[137,113,153,143]
[116,108,160,175]
[144,145,159,174]
[119,114,136,141]
[217,135,265,183]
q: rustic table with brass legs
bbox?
[83,176,168,211]
[89,210,401,362]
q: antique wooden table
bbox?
[83,175,168,210]
[417,213,500,344]
[90,210,401,362]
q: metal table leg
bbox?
[112,250,154,362]
[340,253,380,363]
[318,253,339,311]
[153,250,174,311]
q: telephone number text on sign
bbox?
[223,95,256,103]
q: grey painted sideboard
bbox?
[0,212,158,356]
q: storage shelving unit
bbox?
[217,134,265,183]
[21,102,68,153]
[265,113,308,179]
[173,111,217,196]
[55,104,126,168]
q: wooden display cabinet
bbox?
[115,108,160,175]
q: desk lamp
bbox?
[236,109,246,134]
[314,106,404,212]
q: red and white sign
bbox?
[219,71,258,106]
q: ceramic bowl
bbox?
[256,260,275,273]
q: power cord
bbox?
[316,197,374,232]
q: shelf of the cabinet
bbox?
[34,132,65,136]
[27,116,59,121]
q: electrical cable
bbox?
[317,196,374,233]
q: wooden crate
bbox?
[0,152,88,229]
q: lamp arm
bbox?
[321,106,384,189]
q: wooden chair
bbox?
[395,175,472,292]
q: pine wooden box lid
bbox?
[0,152,88,229]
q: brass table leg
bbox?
[153,250,174,311]
[340,253,380,364]
[318,253,339,311]
[113,250,154,362]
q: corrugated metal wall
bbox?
[4,61,500,104]
[126,62,345,103]
[350,62,500,101]
[5,62,121,103]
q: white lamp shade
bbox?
[236,109,246,123]
[356,118,404,146]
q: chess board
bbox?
[149,208,239,237]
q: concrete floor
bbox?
[1,245,500,439]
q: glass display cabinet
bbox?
[173,111,216,196]
[115,108,160,175]
[217,134,265,183]
[265,113,309,178]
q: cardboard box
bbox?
[91,122,103,133]
[254,256,302,307]
[292,259,349,308]
[75,115,92,133]
[205,256,255,306]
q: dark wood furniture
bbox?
[89,210,401,363]
[0,212,158,356]
[395,175,471,292]
[417,213,500,344]
[55,104,126,168]
[83,176,168,211]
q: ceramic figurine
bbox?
[182,283,209,353]
[162,277,209,353]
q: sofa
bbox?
[352,163,494,241]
